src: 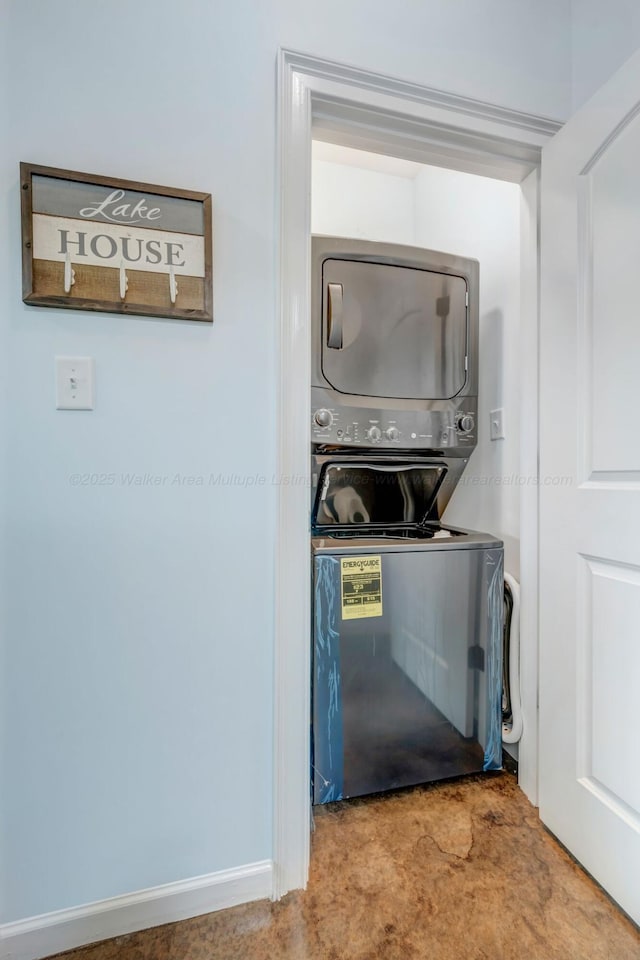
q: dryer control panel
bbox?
[310,390,476,452]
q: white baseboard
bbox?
[1,860,273,960]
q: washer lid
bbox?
[312,461,447,531]
[312,527,503,553]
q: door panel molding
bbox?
[580,474,640,487]
[581,100,640,175]
[578,778,640,835]
[577,102,640,483]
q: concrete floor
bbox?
[48,773,640,960]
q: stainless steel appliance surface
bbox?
[311,459,504,805]
[311,235,479,454]
[309,237,499,806]
[311,452,470,526]
[312,526,503,805]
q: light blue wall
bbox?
[1,0,572,924]
[571,0,640,110]
[0,2,9,921]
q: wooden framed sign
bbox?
[20,163,213,322]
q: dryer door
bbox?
[321,258,468,400]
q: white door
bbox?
[539,50,640,922]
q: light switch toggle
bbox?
[490,408,505,440]
[56,357,94,410]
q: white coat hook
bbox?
[63,251,76,294]
[169,265,178,305]
[119,259,128,300]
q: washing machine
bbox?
[311,458,503,804]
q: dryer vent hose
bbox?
[502,572,523,744]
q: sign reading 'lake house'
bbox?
[21,163,213,322]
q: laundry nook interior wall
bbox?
[311,144,521,576]
[20,163,213,322]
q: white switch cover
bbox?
[56,357,94,410]
[490,407,505,440]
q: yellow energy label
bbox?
[340,555,383,620]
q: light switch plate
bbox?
[490,408,505,440]
[56,357,94,410]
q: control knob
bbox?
[366,425,382,442]
[455,413,475,434]
[385,426,400,441]
[314,408,332,428]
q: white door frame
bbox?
[274,48,562,898]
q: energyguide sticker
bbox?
[340,555,383,620]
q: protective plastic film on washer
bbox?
[312,545,504,805]
[483,549,504,771]
[313,556,344,803]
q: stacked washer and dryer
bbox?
[310,236,503,804]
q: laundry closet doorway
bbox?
[275,49,550,901]
[309,142,524,795]
[310,141,522,575]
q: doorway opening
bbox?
[310,136,522,765]
[275,49,559,898]
[312,140,520,564]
